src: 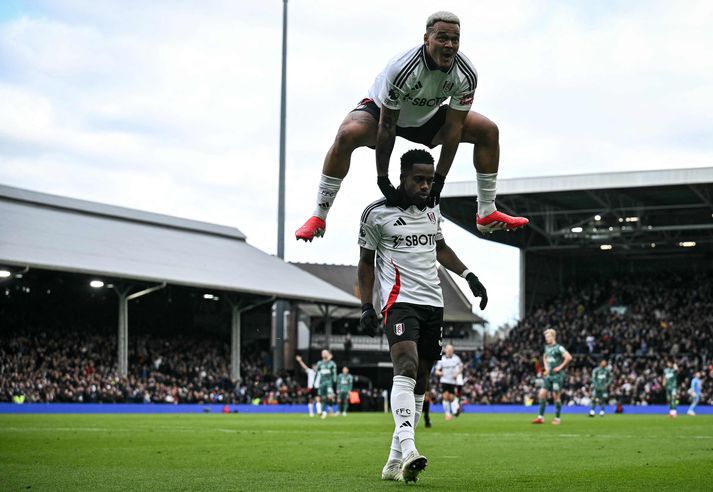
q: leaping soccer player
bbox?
[590,359,613,417]
[533,329,572,425]
[337,366,354,416]
[357,148,488,483]
[687,371,702,416]
[296,11,527,242]
[315,350,337,419]
[663,360,678,418]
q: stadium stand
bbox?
[454,274,713,406]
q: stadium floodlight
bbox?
[678,241,696,248]
[203,293,215,300]
[571,226,583,233]
[625,217,639,222]
[90,280,105,288]
[594,215,602,221]
[600,244,613,250]
[0,270,11,278]
[651,243,656,248]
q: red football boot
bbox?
[295,216,326,241]
[532,416,544,424]
[477,210,529,234]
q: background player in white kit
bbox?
[435,344,463,420]
[296,11,527,242]
[358,148,488,483]
[295,355,320,417]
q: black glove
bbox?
[360,303,380,337]
[427,173,446,207]
[465,272,488,309]
[377,176,400,206]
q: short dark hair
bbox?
[400,149,434,174]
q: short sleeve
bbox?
[435,208,444,241]
[358,211,381,250]
[558,345,566,354]
[380,67,407,111]
[449,54,477,112]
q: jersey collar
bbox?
[421,45,455,74]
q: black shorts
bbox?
[383,302,444,360]
[441,383,461,395]
[352,98,448,149]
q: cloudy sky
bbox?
[1,1,712,329]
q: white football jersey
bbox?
[358,199,444,310]
[368,45,477,128]
[306,368,317,389]
[436,354,463,385]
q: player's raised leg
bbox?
[296,111,377,241]
[457,111,529,233]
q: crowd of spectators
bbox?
[0,328,303,405]
[456,273,713,406]
[0,327,385,409]
[2,273,711,408]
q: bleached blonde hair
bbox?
[426,11,460,32]
[543,329,557,339]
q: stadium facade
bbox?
[0,185,359,380]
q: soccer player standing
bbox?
[357,148,488,482]
[337,366,354,416]
[296,11,527,242]
[589,359,613,417]
[687,371,702,416]
[533,329,572,425]
[295,355,320,417]
[435,344,463,421]
[663,360,678,418]
[315,350,337,419]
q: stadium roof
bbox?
[293,263,485,324]
[440,167,713,257]
[0,185,359,306]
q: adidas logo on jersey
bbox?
[411,80,423,91]
[399,421,412,428]
[394,217,407,226]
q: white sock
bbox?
[308,402,314,416]
[391,375,417,456]
[443,401,451,415]
[312,174,342,220]
[452,397,460,414]
[414,394,425,428]
[316,401,322,415]
[476,172,497,216]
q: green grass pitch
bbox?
[1,413,712,491]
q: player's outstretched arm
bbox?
[436,238,488,309]
[375,107,400,203]
[295,355,309,372]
